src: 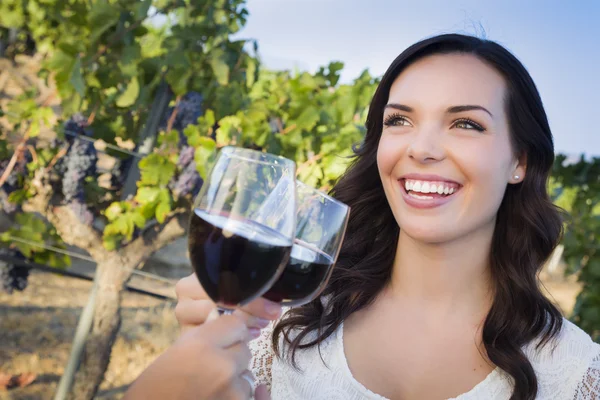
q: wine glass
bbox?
[188,147,297,315]
[262,180,350,307]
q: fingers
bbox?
[175,273,282,322]
[200,315,258,347]
[175,298,214,327]
[224,342,252,375]
[232,370,255,400]
[254,385,271,400]
[175,273,206,300]
[237,297,282,322]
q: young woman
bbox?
[160,33,600,399]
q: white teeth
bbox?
[409,192,433,200]
[404,179,459,196]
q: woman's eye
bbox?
[384,115,411,127]
[453,119,486,132]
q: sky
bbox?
[232,0,600,157]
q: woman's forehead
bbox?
[387,53,507,113]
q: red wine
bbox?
[263,241,334,305]
[188,209,292,308]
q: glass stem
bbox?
[217,307,234,316]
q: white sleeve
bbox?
[573,349,600,399]
[248,321,275,390]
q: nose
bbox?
[407,127,446,164]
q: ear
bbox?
[510,152,527,184]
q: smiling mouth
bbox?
[400,178,462,200]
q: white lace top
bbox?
[249,317,600,399]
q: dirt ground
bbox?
[0,271,180,400]
[0,267,584,400]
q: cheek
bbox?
[455,140,513,199]
[377,133,407,176]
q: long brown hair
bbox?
[273,33,564,400]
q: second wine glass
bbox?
[262,180,350,307]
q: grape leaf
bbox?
[135,187,161,205]
[209,49,230,86]
[69,57,86,97]
[116,77,140,108]
[155,201,171,224]
[139,154,177,186]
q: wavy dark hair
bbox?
[272,33,564,400]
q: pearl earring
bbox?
[514,175,520,180]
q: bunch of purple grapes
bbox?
[161,92,204,145]
[0,152,29,214]
[0,248,29,294]
[164,92,205,199]
[170,146,203,199]
[59,115,98,225]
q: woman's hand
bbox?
[124,314,270,400]
[174,273,282,335]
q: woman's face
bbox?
[377,53,525,244]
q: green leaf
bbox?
[89,0,120,41]
[135,187,161,205]
[204,109,216,127]
[166,68,192,96]
[194,137,217,179]
[15,214,46,233]
[138,154,177,186]
[294,106,320,132]
[158,188,171,204]
[116,77,140,108]
[29,120,41,137]
[183,124,202,147]
[155,201,171,224]
[103,236,119,251]
[139,201,159,220]
[135,0,152,19]
[209,49,230,86]
[131,212,147,229]
[45,252,71,269]
[246,58,257,88]
[104,202,124,221]
[158,129,181,148]
[69,57,86,97]
[8,189,29,205]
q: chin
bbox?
[398,220,466,245]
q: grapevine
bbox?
[0,150,30,214]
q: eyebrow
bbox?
[385,103,494,118]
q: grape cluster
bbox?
[0,152,30,215]
[0,248,29,294]
[170,146,202,199]
[161,92,204,145]
[59,115,98,224]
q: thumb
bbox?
[254,384,271,400]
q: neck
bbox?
[388,223,495,319]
